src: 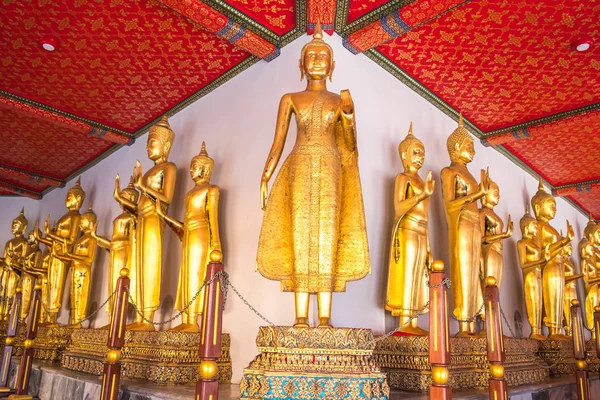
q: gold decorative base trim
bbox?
[585,340,599,374]
[0,321,26,357]
[537,339,577,377]
[33,326,74,362]
[60,328,232,385]
[241,326,389,399]
[373,335,549,391]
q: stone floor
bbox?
[4,359,599,399]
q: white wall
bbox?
[0,35,589,382]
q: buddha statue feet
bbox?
[455,331,478,338]
[169,323,199,333]
[529,333,548,341]
[293,318,309,328]
[397,325,429,336]
[128,322,156,332]
[548,333,570,341]
[318,317,332,328]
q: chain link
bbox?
[41,289,117,327]
[539,356,565,369]
[225,279,276,326]
[450,302,485,323]
[499,305,516,338]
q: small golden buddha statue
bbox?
[93,176,139,318]
[531,179,573,340]
[440,115,488,337]
[35,178,85,325]
[385,123,434,335]
[20,228,42,321]
[25,226,51,324]
[130,116,177,331]
[581,216,600,337]
[157,142,222,332]
[38,248,52,324]
[0,209,28,320]
[51,205,98,327]
[257,23,370,327]
[479,171,513,290]
[562,241,582,336]
[517,207,548,340]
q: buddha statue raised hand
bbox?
[257,24,370,328]
[157,142,222,332]
[385,123,434,335]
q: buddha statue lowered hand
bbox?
[257,24,370,328]
[385,123,434,335]
[156,142,222,333]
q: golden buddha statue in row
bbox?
[257,23,370,328]
[580,216,600,338]
[0,209,29,319]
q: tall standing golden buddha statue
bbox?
[562,241,582,336]
[385,123,434,335]
[131,116,177,331]
[479,172,512,290]
[531,179,573,340]
[52,205,98,327]
[35,178,85,325]
[440,115,488,337]
[517,207,548,340]
[581,216,600,337]
[157,142,222,332]
[0,209,28,320]
[257,24,370,328]
[21,228,42,321]
[94,176,139,317]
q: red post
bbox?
[429,260,451,400]
[9,284,42,399]
[595,306,600,380]
[484,276,507,400]
[196,251,225,400]
[0,288,22,394]
[571,300,590,400]
[100,268,130,400]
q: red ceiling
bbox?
[376,0,600,132]
[1,0,599,219]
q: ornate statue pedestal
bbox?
[0,321,26,357]
[240,326,389,400]
[537,339,577,376]
[372,335,549,391]
[60,328,232,384]
[585,340,599,374]
[33,326,74,361]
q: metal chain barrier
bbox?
[499,305,516,338]
[41,289,117,327]
[539,356,565,369]
[450,302,485,323]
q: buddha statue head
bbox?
[563,241,573,257]
[299,23,335,82]
[27,225,41,247]
[147,115,175,162]
[584,215,600,245]
[12,208,28,237]
[399,122,425,172]
[120,176,140,205]
[190,141,214,183]
[447,115,475,164]
[481,170,500,208]
[80,204,97,233]
[66,177,86,211]
[531,179,555,221]
[519,205,537,239]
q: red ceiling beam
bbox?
[0,94,133,145]
[0,180,41,200]
[553,180,600,197]
[157,0,280,61]
[343,0,470,53]
[0,164,64,188]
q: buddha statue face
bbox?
[401,142,425,171]
[11,217,26,236]
[563,243,573,257]
[525,220,538,238]
[190,159,213,182]
[483,181,500,208]
[147,136,168,162]
[534,198,556,221]
[79,210,97,233]
[65,179,85,211]
[456,137,475,163]
[299,25,335,82]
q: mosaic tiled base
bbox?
[585,339,599,374]
[537,339,577,377]
[240,326,389,399]
[60,328,232,384]
[33,326,74,361]
[373,335,549,391]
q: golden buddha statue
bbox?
[20,228,42,321]
[257,23,370,328]
[531,179,573,340]
[51,205,98,327]
[26,225,51,324]
[562,242,582,336]
[156,142,222,332]
[581,216,600,336]
[38,248,52,324]
[130,116,177,331]
[385,123,434,335]
[517,207,548,340]
[440,115,488,337]
[35,178,85,325]
[0,209,28,320]
[93,176,139,317]
[479,172,513,290]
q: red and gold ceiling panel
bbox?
[347,0,392,23]
[504,111,600,187]
[568,192,600,220]
[0,0,251,133]
[0,108,113,180]
[220,0,296,36]
[0,167,52,193]
[376,0,600,131]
